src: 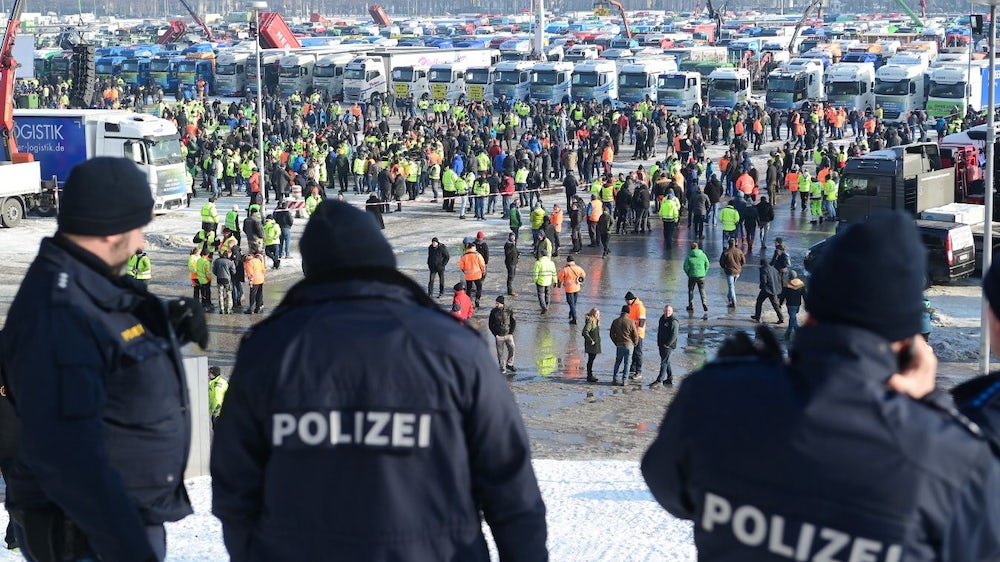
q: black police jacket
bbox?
[211,275,547,562]
[1,237,192,561]
[642,324,1000,562]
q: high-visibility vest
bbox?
[127,253,152,280]
[719,206,740,232]
[587,199,603,221]
[201,202,218,223]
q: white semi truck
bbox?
[656,71,703,116]
[707,67,753,109]
[874,63,927,122]
[344,48,497,104]
[215,51,252,96]
[0,109,186,227]
[390,48,497,103]
[571,59,619,107]
[618,58,677,105]
[824,62,876,111]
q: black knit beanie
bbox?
[300,200,396,277]
[58,157,154,236]
[806,210,927,342]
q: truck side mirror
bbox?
[909,82,916,94]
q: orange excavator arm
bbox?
[0,0,31,163]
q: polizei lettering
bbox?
[272,410,432,449]
[701,492,902,562]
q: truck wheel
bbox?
[32,204,56,218]
[1,198,23,227]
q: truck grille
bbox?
[345,87,361,101]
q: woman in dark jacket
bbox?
[778,270,806,340]
[366,193,384,229]
[582,308,602,383]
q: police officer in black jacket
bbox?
[0,158,208,562]
[642,211,1000,562]
[953,258,1000,453]
[211,200,547,562]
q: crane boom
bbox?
[787,0,824,55]
[594,0,632,39]
[177,0,214,41]
[0,0,28,162]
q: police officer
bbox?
[0,158,208,562]
[953,258,1000,450]
[211,201,547,561]
[642,211,1000,561]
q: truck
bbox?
[344,48,496,104]
[150,53,181,92]
[824,62,876,111]
[428,61,473,103]
[95,55,125,83]
[214,50,251,96]
[707,67,753,109]
[313,51,362,100]
[765,62,823,110]
[278,52,320,96]
[472,59,532,106]
[120,54,154,89]
[0,109,187,226]
[926,61,1000,118]
[570,59,618,107]
[618,58,677,105]
[874,63,926,122]
[176,52,216,98]
[656,71,703,116]
[389,48,493,104]
[565,44,600,62]
[528,61,574,106]
[247,51,284,95]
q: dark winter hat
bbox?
[625,291,636,301]
[496,295,505,304]
[983,258,1000,321]
[806,211,926,342]
[300,201,396,278]
[58,157,153,236]
[620,305,631,314]
[454,282,465,291]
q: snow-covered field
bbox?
[0,460,695,562]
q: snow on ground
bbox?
[0,460,695,562]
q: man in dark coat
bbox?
[751,257,784,323]
[426,237,450,297]
[651,305,679,387]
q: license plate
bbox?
[958,252,970,262]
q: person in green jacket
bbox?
[126,249,152,285]
[263,215,281,269]
[718,201,740,247]
[208,366,228,429]
[682,241,710,313]
[509,202,522,242]
[809,176,824,224]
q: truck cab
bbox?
[391,63,430,104]
[344,56,388,103]
[176,53,216,98]
[95,55,125,83]
[707,67,752,109]
[656,71,702,116]
[215,51,250,96]
[278,53,317,96]
[874,63,926,122]
[529,61,574,106]
[314,52,357,100]
[765,61,823,110]
[571,59,618,107]
[488,59,533,105]
[564,44,600,63]
[120,56,152,89]
[824,62,876,111]
[428,62,471,103]
[926,61,1000,118]
[618,58,677,105]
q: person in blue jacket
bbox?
[0,158,207,562]
[211,200,548,562]
[642,210,1000,562]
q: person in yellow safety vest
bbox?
[239,160,253,193]
[441,166,458,212]
[201,196,219,233]
[797,170,812,212]
[352,154,367,194]
[196,250,214,312]
[224,153,239,196]
[406,159,421,200]
[305,188,322,217]
[600,180,616,217]
[658,192,681,248]
[126,249,152,285]
[823,173,839,222]
[263,215,281,269]
[208,366,228,428]
[428,161,442,201]
[809,176,824,224]
[719,200,740,247]
[454,171,469,219]
[418,97,430,118]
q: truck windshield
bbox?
[344,68,365,80]
[495,70,521,84]
[314,65,335,77]
[146,136,183,166]
[151,60,170,72]
[928,81,965,98]
[51,60,70,72]
[619,73,648,88]
[217,63,237,75]
[711,78,738,92]
[466,69,490,84]
[532,71,558,85]
[657,76,685,90]
[96,63,114,74]
[827,82,861,95]
[121,62,138,72]
[429,69,453,82]
[840,174,885,197]
[392,67,415,82]
[768,77,795,92]
[874,79,908,95]
[572,72,599,87]
[279,66,299,78]
[177,62,196,73]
